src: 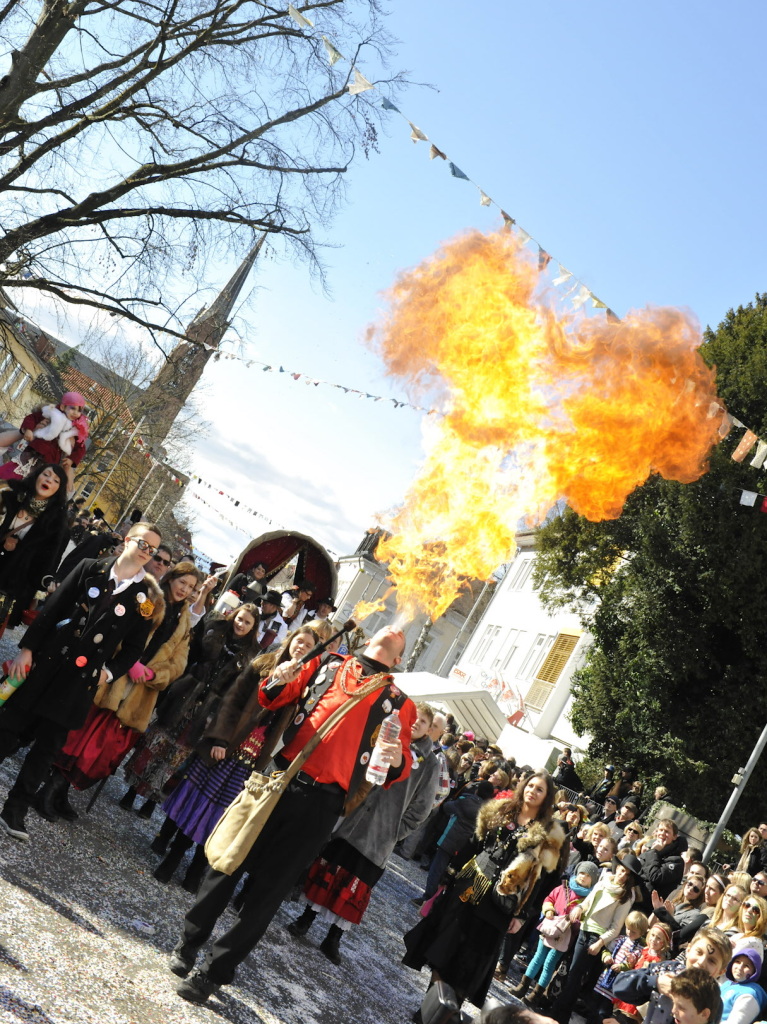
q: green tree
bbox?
[534,294,767,827]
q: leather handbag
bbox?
[205,672,389,875]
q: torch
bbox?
[297,618,357,665]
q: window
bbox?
[516,633,555,680]
[470,624,501,664]
[10,372,29,402]
[4,365,22,392]
[493,628,526,672]
[0,352,12,378]
[508,558,534,590]
[524,631,581,711]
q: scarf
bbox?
[570,879,591,900]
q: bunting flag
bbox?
[591,294,607,309]
[735,488,767,513]
[287,3,313,28]
[449,162,469,180]
[537,247,552,272]
[348,69,374,95]
[409,122,428,143]
[479,191,492,207]
[428,144,446,160]
[751,440,767,469]
[732,429,759,463]
[321,35,343,64]
[381,97,400,112]
[553,265,572,286]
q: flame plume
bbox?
[367,228,723,622]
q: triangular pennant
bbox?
[500,210,515,230]
[552,265,572,286]
[449,162,469,180]
[591,294,607,309]
[517,228,531,246]
[732,429,759,462]
[287,3,313,28]
[740,489,759,507]
[537,247,552,272]
[479,191,492,207]
[408,122,428,143]
[381,97,400,112]
[606,309,621,323]
[321,35,343,65]
[429,144,447,160]
[571,285,591,310]
[751,440,767,469]
[348,69,374,94]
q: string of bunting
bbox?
[285,3,620,322]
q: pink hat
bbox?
[61,392,86,408]
[463,731,475,741]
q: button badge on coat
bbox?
[114,604,126,617]
[75,656,88,667]
[88,587,100,599]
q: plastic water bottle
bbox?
[365,710,401,785]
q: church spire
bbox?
[139,233,266,442]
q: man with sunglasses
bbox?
[0,522,164,841]
[751,873,767,896]
[147,544,174,580]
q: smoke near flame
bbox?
[365,228,724,622]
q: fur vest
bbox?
[94,577,186,732]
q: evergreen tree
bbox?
[534,294,767,826]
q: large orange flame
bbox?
[366,228,723,622]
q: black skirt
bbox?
[402,875,508,1008]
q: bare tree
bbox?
[0,0,398,350]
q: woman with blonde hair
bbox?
[710,883,748,938]
[737,829,763,876]
[733,893,767,953]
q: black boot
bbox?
[181,846,207,894]
[33,773,61,822]
[153,832,192,884]
[137,798,156,820]
[511,975,532,997]
[287,906,317,938]
[151,816,178,855]
[51,773,78,822]
[319,924,344,965]
[119,786,137,811]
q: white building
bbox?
[332,531,493,676]
[449,528,591,768]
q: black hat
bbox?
[317,597,337,611]
[262,590,282,607]
[613,851,642,878]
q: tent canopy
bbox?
[394,671,509,743]
[226,529,338,602]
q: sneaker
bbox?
[169,945,196,978]
[176,969,220,1005]
[0,808,29,841]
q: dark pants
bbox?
[179,777,345,984]
[0,705,69,816]
[551,928,603,1023]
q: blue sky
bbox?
[137,2,767,565]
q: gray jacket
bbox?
[334,733,440,869]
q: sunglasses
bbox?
[753,879,767,886]
[130,537,159,556]
[743,901,761,911]
[685,883,702,894]
[152,555,172,567]
[625,827,641,834]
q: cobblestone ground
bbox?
[0,626,523,1024]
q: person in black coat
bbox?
[0,522,165,841]
[0,464,69,629]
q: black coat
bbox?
[0,482,68,623]
[8,557,160,729]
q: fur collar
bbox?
[475,799,566,851]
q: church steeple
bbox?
[139,234,266,441]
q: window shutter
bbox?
[524,632,580,711]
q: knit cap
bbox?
[575,861,600,885]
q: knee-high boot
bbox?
[154,832,193,884]
[151,815,179,855]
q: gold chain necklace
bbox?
[337,657,389,696]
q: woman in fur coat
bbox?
[403,771,566,1012]
[37,562,200,818]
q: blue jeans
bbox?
[423,847,452,901]
[525,936,566,989]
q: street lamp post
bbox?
[702,719,767,863]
